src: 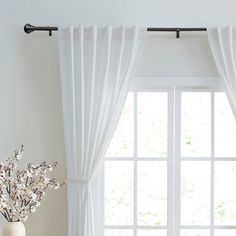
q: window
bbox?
[104,78,236,236]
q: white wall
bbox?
[0,0,236,236]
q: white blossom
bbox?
[0,145,65,222]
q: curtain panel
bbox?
[208,26,236,119]
[59,25,145,236]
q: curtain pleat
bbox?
[208,26,236,119]
[59,25,145,236]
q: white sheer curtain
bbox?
[208,26,236,119]
[58,25,145,236]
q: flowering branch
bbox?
[0,145,65,222]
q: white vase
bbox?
[3,222,25,236]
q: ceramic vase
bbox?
[3,222,25,236]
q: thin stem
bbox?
[25,177,29,186]
[4,209,11,222]
[20,196,24,208]
[1,212,9,221]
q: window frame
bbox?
[102,76,236,236]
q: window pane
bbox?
[106,93,133,157]
[181,92,211,157]
[138,230,167,236]
[138,92,167,157]
[181,161,210,225]
[215,162,236,225]
[215,92,236,157]
[181,230,210,236]
[105,161,133,225]
[105,229,133,236]
[215,230,236,236]
[137,161,167,225]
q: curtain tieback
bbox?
[67,178,90,186]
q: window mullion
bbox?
[174,87,181,236]
[167,87,174,236]
[134,92,138,236]
[211,91,215,236]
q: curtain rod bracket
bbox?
[176,29,180,38]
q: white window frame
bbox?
[101,76,236,236]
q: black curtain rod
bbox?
[24,23,207,38]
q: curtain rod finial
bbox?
[24,23,34,34]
